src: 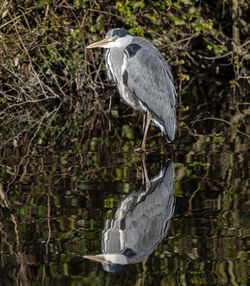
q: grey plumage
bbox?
[102,160,175,263]
[104,29,177,142]
[84,160,175,272]
[87,28,177,147]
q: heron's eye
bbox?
[113,36,118,41]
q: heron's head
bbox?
[83,253,128,272]
[84,253,128,265]
[87,28,132,49]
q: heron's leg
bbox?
[141,111,152,151]
[142,113,147,134]
[141,152,150,192]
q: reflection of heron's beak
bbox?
[83,255,111,264]
[86,38,112,49]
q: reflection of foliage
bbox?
[0,128,248,284]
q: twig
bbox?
[202,117,249,138]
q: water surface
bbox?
[0,103,249,286]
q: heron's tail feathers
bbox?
[150,105,176,143]
[164,105,176,142]
[164,130,175,143]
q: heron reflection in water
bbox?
[84,160,175,272]
[87,28,177,152]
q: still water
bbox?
[0,113,249,285]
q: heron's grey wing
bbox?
[124,38,177,142]
[121,160,175,262]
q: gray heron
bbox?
[87,28,177,152]
[84,160,175,272]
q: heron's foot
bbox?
[134,147,146,154]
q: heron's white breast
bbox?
[107,48,148,113]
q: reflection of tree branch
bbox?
[0,183,29,285]
[80,159,141,181]
[186,166,209,217]
[44,186,52,282]
[186,181,201,216]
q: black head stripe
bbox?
[112,29,130,38]
[121,247,137,258]
[106,28,130,39]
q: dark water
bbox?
[0,106,249,285]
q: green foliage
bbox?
[171,15,186,26]
[207,43,227,55]
[122,124,134,139]
[0,0,249,149]
[116,0,145,35]
[74,0,89,8]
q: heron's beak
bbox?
[83,254,111,264]
[86,38,112,49]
